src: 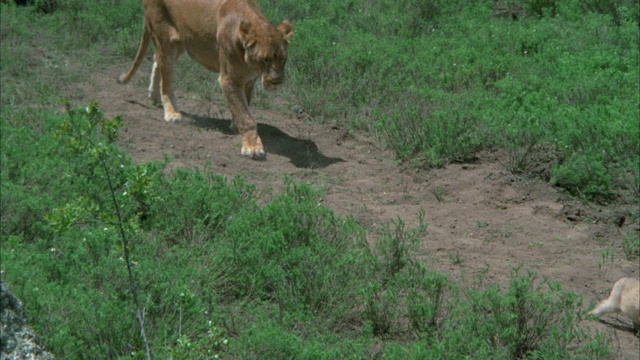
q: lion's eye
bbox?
[261,58,270,67]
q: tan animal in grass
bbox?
[117,0,294,159]
[589,277,639,330]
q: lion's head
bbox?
[239,20,294,90]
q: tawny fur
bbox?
[589,277,640,330]
[117,0,294,159]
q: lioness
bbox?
[117,0,294,159]
[589,277,639,330]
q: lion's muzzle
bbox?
[261,73,284,90]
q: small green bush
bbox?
[622,230,640,260]
[551,153,613,199]
[456,267,604,359]
[406,265,448,336]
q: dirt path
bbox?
[83,64,638,358]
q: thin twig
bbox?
[66,102,152,358]
[88,134,152,360]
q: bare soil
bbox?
[81,64,639,358]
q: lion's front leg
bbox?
[240,129,265,159]
[219,75,265,160]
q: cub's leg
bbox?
[219,75,265,159]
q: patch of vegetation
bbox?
[3,0,637,199]
[1,0,636,357]
[621,230,640,260]
[261,0,639,199]
[1,101,612,358]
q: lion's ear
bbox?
[277,20,294,44]
[239,20,256,48]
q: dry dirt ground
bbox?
[75,63,638,358]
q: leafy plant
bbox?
[168,320,229,360]
[596,246,616,278]
[448,251,466,266]
[54,100,152,358]
[621,230,639,260]
[551,153,613,200]
[363,282,398,336]
[431,186,447,203]
[499,126,543,175]
[406,265,448,336]
[375,211,427,279]
[465,267,591,359]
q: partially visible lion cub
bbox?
[589,277,639,330]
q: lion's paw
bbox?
[241,147,266,160]
[164,112,183,122]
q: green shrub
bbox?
[406,265,448,337]
[622,230,640,260]
[551,153,613,199]
[212,177,372,333]
[457,267,604,359]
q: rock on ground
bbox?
[1,280,54,360]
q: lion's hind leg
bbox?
[155,44,183,122]
[149,44,185,108]
[148,60,161,105]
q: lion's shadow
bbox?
[185,113,345,169]
[593,318,639,335]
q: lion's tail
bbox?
[116,17,151,85]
